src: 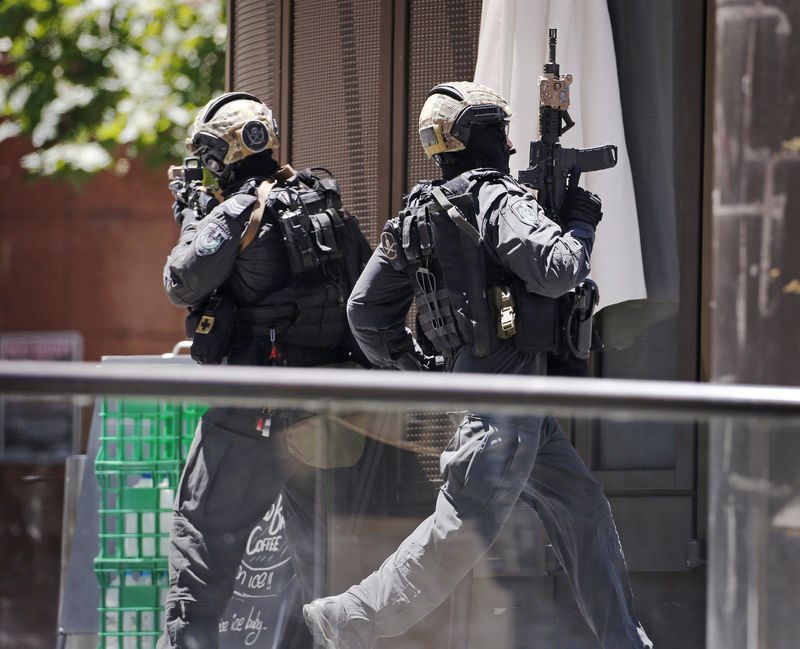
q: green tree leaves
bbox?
[0,0,226,181]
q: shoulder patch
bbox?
[380,231,398,260]
[195,221,231,256]
[509,198,545,228]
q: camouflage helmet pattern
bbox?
[418,81,511,159]
[187,92,279,175]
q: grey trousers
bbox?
[157,407,318,649]
[345,413,651,649]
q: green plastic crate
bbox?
[99,399,182,464]
[95,560,169,649]
[95,464,181,561]
[95,399,208,647]
[99,399,208,464]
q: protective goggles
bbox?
[189,131,229,163]
[189,121,274,160]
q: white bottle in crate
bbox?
[124,473,155,558]
[104,572,120,643]
[158,476,175,557]
[122,569,153,649]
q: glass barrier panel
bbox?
[1,382,798,649]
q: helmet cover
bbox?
[187,93,280,174]
[418,81,511,159]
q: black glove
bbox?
[170,180,218,225]
[393,351,441,372]
[170,178,191,226]
[562,168,602,229]
[172,201,195,227]
[169,178,189,206]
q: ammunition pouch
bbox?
[276,181,348,274]
[509,286,561,354]
[397,180,495,358]
[185,293,236,365]
[412,263,463,355]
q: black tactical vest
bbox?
[384,169,598,363]
[234,170,370,351]
[384,171,502,358]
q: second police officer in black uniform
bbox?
[158,92,372,648]
[303,82,654,649]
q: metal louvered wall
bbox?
[228,0,483,243]
[228,0,484,490]
[230,0,279,107]
[405,0,483,190]
[289,0,387,244]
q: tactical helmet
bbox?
[418,81,511,159]
[186,92,279,179]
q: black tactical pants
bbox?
[342,413,652,649]
[157,407,317,649]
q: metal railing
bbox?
[1,360,800,421]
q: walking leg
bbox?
[520,417,653,649]
[304,414,544,647]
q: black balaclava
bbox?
[219,150,279,193]
[437,122,512,180]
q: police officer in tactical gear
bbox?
[159,91,372,648]
[303,82,653,649]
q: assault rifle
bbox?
[518,28,618,217]
[167,156,219,216]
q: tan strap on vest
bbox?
[239,179,276,251]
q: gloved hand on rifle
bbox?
[169,178,219,226]
[169,176,195,206]
[169,178,196,226]
[561,168,602,229]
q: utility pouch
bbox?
[279,205,349,273]
[279,208,320,273]
[282,362,404,469]
[185,293,236,364]
[413,265,462,353]
[308,208,346,260]
[511,284,559,353]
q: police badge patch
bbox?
[196,222,231,256]
[241,120,269,152]
[510,200,544,227]
[380,231,397,260]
